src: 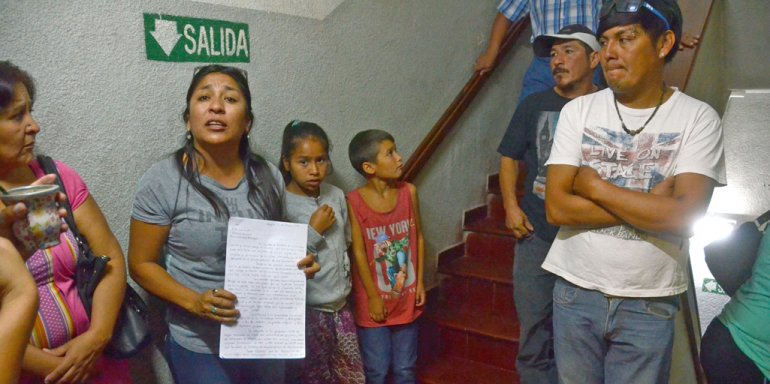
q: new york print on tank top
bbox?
[348,182,422,328]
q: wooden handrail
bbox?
[400,18,530,183]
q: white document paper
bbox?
[219,217,307,359]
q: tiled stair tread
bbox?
[464,217,515,237]
[418,356,519,384]
[487,172,525,198]
[439,255,513,284]
[427,301,519,342]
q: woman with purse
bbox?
[700,216,770,384]
[0,175,69,384]
[0,61,131,383]
[128,64,320,384]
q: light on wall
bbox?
[691,215,737,247]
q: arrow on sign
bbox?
[150,18,182,56]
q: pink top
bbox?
[347,182,422,328]
[20,160,130,384]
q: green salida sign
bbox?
[144,13,250,63]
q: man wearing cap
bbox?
[496,23,600,384]
[543,1,725,383]
[475,0,604,103]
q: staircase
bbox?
[417,173,522,384]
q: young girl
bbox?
[280,120,365,384]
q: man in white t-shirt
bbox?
[542,1,726,383]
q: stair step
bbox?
[464,217,514,237]
[487,194,506,221]
[487,162,528,195]
[437,275,515,318]
[439,255,512,284]
[465,232,515,259]
[487,173,501,195]
[427,301,518,343]
[437,243,466,270]
[418,356,519,384]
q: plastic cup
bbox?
[0,184,61,253]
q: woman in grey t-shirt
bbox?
[128,65,319,384]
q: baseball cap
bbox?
[532,24,601,58]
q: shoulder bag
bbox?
[38,156,151,358]
[704,210,770,296]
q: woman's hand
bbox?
[0,174,68,259]
[309,205,336,235]
[297,253,320,279]
[191,288,240,324]
[42,330,107,384]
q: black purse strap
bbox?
[754,209,770,230]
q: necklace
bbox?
[613,86,666,136]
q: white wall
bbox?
[1,1,529,381]
[723,0,770,90]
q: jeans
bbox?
[165,336,285,384]
[552,278,678,384]
[357,322,418,384]
[513,235,558,384]
[518,57,606,104]
[701,318,767,384]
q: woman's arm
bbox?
[42,195,127,384]
[128,219,239,323]
[0,239,39,384]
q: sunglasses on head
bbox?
[600,0,671,31]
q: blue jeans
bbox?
[165,336,285,384]
[518,57,606,103]
[552,278,678,384]
[513,235,558,384]
[357,322,418,384]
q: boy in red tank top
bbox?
[346,130,425,384]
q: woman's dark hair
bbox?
[0,61,36,112]
[597,0,682,63]
[279,120,332,183]
[176,64,282,220]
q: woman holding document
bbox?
[128,65,319,384]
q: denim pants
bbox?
[552,278,678,384]
[357,322,418,384]
[513,235,558,384]
[165,336,285,384]
[700,318,767,384]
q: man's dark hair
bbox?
[597,0,682,62]
[348,129,395,176]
